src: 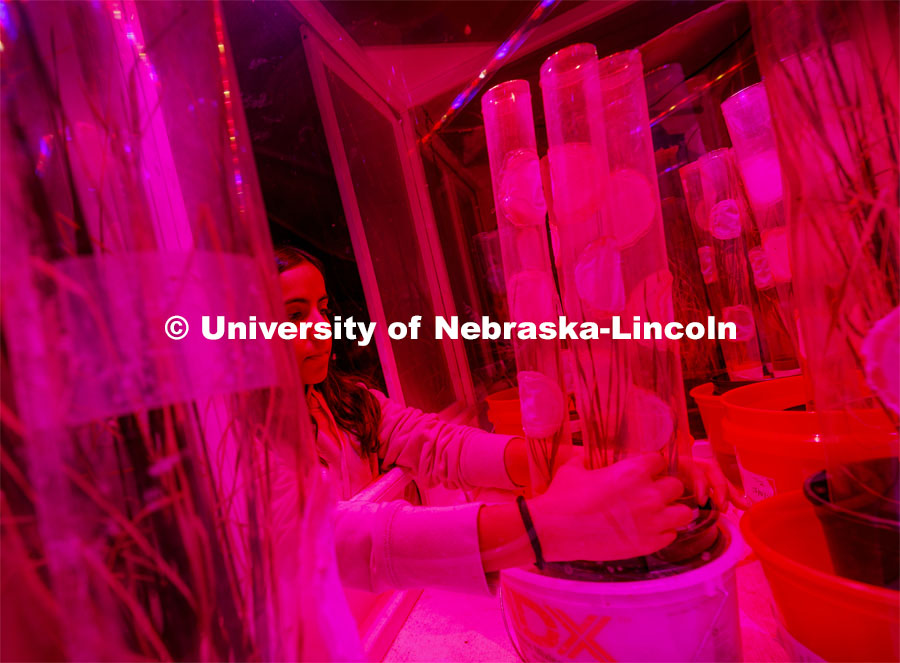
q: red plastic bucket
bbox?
[721,377,896,503]
[721,377,892,501]
[721,377,822,502]
[689,382,743,489]
[741,490,900,662]
[485,387,524,435]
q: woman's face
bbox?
[279,263,332,386]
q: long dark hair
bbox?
[275,246,382,456]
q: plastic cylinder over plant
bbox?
[542,46,690,476]
[0,2,341,659]
[680,152,765,382]
[750,0,899,520]
[722,83,803,379]
[482,79,570,492]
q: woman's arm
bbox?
[330,453,693,595]
[479,454,695,571]
[372,389,522,492]
[335,499,502,594]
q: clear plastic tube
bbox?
[598,50,691,474]
[0,3,328,659]
[680,151,765,381]
[722,83,802,378]
[482,80,570,491]
[750,1,899,514]
[647,63,723,384]
[542,46,689,475]
[540,44,624,470]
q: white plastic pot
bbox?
[499,520,744,662]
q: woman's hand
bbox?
[680,457,749,510]
[505,436,748,510]
[527,454,694,563]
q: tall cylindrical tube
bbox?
[721,83,784,211]
[680,149,763,380]
[0,2,334,660]
[722,83,802,378]
[599,50,691,475]
[681,151,765,381]
[540,44,624,471]
[646,64,723,385]
[750,1,898,520]
[482,80,570,492]
[542,46,690,476]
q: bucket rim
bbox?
[688,382,717,403]
[740,490,900,604]
[720,375,814,418]
[721,377,890,431]
[501,519,744,594]
[803,470,900,531]
[485,387,520,403]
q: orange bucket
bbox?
[485,387,524,435]
[741,490,900,662]
[689,382,742,489]
[721,376,894,503]
[721,377,822,501]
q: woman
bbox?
[275,246,727,595]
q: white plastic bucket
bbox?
[499,520,743,662]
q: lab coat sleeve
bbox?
[334,498,496,595]
[372,389,519,491]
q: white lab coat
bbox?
[274,386,519,597]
